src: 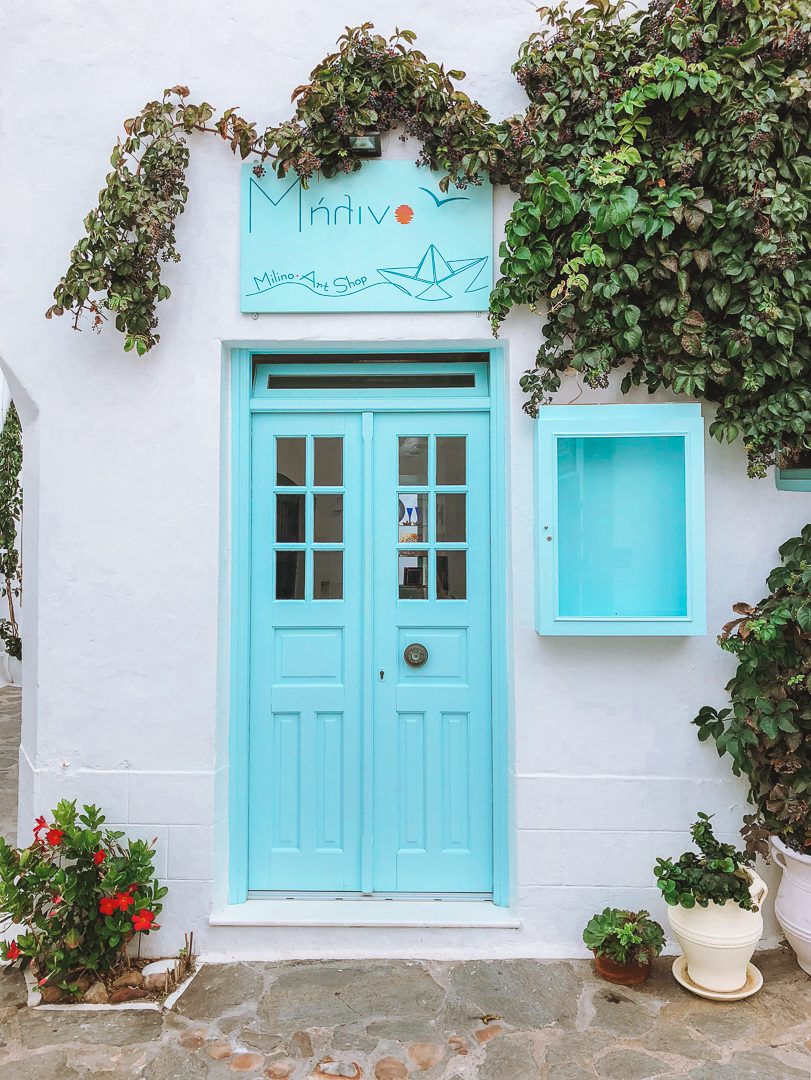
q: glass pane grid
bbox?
[396,433,468,601]
[273,434,344,601]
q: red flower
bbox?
[98,896,119,916]
[5,941,20,961]
[115,891,135,911]
[131,909,157,933]
[37,976,49,986]
[93,850,106,866]
[52,895,63,905]
[45,829,64,847]
[33,815,47,838]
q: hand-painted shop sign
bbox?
[240,161,493,313]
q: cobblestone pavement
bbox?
[0,691,809,1078]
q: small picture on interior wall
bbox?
[403,566,424,588]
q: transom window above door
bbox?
[274,435,345,600]
[397,434,468,601]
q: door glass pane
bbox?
[399,437,428,485]
[557,435,688,617]
[314,494,343,543]
[399,553,428,599]
[276,437,306,486]
[436,493,466,542]
[398,493,427,543]
[436,436,466,485]
[276,550,305,600]
[313,550,343,600]
[436,551,466,600]
[276,493,305,543]
[314,437,343,487]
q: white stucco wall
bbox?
[1,0,808,960]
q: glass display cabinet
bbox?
[535,404,706,636]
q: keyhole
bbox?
[379,670,385,681]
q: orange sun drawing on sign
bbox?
[394,204,414,224]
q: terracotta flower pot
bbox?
[593,952,652,986]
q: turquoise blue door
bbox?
[372,412,492,892]
[249,413,364,890]
[248,405,493,894]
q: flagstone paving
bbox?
[0,686,20,846]
[0,693,809,1077]
[0,950,807,1079]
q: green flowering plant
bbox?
[582,907,665,965]
[0,800,166,995]
[654,812,757,909]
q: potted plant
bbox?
[655,813,767,994]
[582,908,664,986]
[694,526,811,975]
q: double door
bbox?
[248,408,492,894]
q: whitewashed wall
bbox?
[1,0,808,959]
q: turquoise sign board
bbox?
[240,162,493,313]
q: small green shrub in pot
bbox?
[0,800,166,998]
[655,813,757,910]
[583,908,664,985]
[655,813,767,994]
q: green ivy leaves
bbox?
[504,0,811,476]
[45,11,811,478]
[694,525,811,856]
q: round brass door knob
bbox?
[403,643,429,668]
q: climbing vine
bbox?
[47,8,811,475]
[46,25,498,355]
[501,0,811,476]
[0,403,22,661]
[694,525,811,856]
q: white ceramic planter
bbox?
[667,870,767,993]
[771,836,811,976]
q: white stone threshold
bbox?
[210,899,521,929]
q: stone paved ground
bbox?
[0,686,20,845]
[0,952,809,1079]
[0,689,809,1077]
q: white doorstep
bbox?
[210,899,521,929]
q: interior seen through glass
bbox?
[274,436,344,601]
[276,437,306,486]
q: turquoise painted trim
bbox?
[228,344,512,910]
[228,349,253,903]
[252,362,490,403]
[487,347,512,909]
[361,411,374,894]
[775,467,811,492]
[535,404,706,637]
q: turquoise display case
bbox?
[535,404,706,636]
[775,466,811,492]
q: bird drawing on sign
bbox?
[418,186,469,207]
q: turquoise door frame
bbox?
[228,346,512,907]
